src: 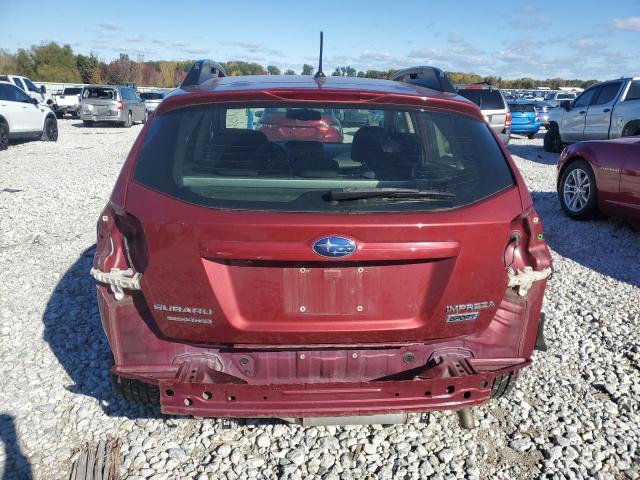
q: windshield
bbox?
[457,89,506,110]
[82,87,116,99]
[133,104,514,212]
[508,103,535,112]
[140,92,165,100]
[64,88,82,95]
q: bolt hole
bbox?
[263,396,268,400]
[228,395,236,401]
[424,391,431,396]
[480,380,488,388]
[446,385,455,394]
[202,391,213,400]
[463,391,471,399]
[184,397,192,406]
[165,389,174,397]
[394,392,400,397]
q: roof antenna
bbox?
[314,31,325,79]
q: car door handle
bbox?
[603,108,611,112]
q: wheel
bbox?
[123,111,132,128]
[490,372,517,399]
[142,110,148,124]
[111,372,160,405]
[621,123,640,137]
[543,126,563,153]
[0,122,8,151]
[527,132,537,139]
[83,120,94,127]
[41,116,58,142]
[55,111,63,119]
[558,160,598,220]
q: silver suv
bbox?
[80,85,147,127]
[457,85,511,145]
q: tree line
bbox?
[0,42,598,90]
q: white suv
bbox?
[0,81,58,150]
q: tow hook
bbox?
[90,267,141,300]
[507,266,552,296]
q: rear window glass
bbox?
[82,87,117,99]
[134,105,514,213]
[140,92,165,100]
[556,93,575,100]
[64,88,82,95]
[508,103,535,112]
[457,89,505,110]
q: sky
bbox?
[1,0,639,80]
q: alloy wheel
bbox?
[563,168,591,213]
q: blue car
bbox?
[507,102,541,139]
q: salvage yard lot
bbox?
[0,120,638,479]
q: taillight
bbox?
[505,111,512,127]
[117,100,124,111]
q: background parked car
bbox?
[543,91,577,108]
[0,80,58,150]
[256,107,343,142]
[545,77,640,152]
[557,137,640,225]
[457,84,511,144]
[53,87,83,118]
[508,102,541,139]
[80,85,147,127]
[139,90,169,113]
[0,74,54,106]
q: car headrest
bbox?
[351,126,404,163]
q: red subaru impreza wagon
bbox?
[91,61,551,425]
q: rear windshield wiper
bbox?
[327,188,455,202]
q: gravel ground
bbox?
[0,121,638,480]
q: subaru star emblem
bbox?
[312,236,356,258]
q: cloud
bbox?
[509,14,552,29]
[220,41,282,56]
[96,21,120,31]
[613,16,640,31]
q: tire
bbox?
[558,159,598,220]
[83,120,94,127]
[55,111,64,119]
[527,132,537,139]
[123,111,132,128]
[0,122,8,151]
[543,125,563,153]
[490,372,517,399]
[621,123,640,137]
[41,116,58,142]
[111,372,160,406]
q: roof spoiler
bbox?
[390,66,456,93]
[181,59,226,88]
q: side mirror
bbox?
[40,85,46,94]
[561,100,571,111]
[30,97,39,105]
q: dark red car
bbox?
[557,137,640,225]
[257,107,343,142]
[91,61,552,425]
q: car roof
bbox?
[160,74,484,121]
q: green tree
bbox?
[159,61,177,87]
[76,54,101,83]
[14,49,35,77]
[31,43,80,82]
[284,69,296,75]
[301,64,314,75]
[267,65,281,75]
